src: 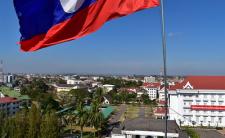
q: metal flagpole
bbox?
[159,0,168,137]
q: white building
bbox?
[158,86,166,101]
[4,74,15,84]
[102,84,115,93]
[144,76,156,83]
[142,83,160,100]
[67,79,83,85]
[169,76,225,128]
[91,82,102,88]
[54,84,84,92]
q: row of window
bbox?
[184,116,223,124]
[184,101,224,106]
[0,102,20,106]
[184,109,223,114]
[183,94,224,98]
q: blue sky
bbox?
[0,0,225,75]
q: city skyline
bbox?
[1,0,225,75]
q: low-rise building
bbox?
[142,83,161,100]
[103,84,115,93]
[67,79,84,85]
[169,76,225,127]
[111,118,182,138]
[54,84,86,92]
[0,97,20,116]
[144,76,156,83]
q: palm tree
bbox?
[89,100,104,137]
[76,103,89,138]
[65,113,76,134]
[95,88,105,103]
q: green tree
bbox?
[40,111,60,138]
[41,96,61,112]
[141,94,151,104]
[94,88,104,103]
[0,111,6,136]
[89,100,104,137]
[1,117,15,138]
[70,89,90,104]
[13,109,28,138]
[76,103,89,138]
[185,127,200,138]
[27,104,41,138]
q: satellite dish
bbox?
[60,0,85,13]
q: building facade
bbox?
[111,118,180,138]
[169,76,225,127]
[0,97,20,116]
[144,76,156,83]
[142,83,160,100]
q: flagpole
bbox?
[159,0,168,137]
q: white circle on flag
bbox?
[60,0,85,13]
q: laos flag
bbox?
[14,0,159,52]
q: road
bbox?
[109,104,127,123]
[139,106,145,118]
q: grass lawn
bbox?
[144,105,154,118]
[119,105,140,121]
[65,125,98,133]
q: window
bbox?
[219,102,223,105]
[196,116,199,122]
[204,102,207,105]
[196,101,200,105]
[211,117,215,123]
[203,116,207,123]
[211,101,215,105]
[211,95,214,98]
[204,95,207,98]
[188,116,191,122]
[219,117,222,123]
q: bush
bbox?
[185,127,200,138]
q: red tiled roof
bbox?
[158,100,166,105]
[155,107,166,114]
[0,97,18,103]
[170,76,225,90]
[143,82,161,88]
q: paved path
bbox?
[194,128,225,138]
[139,106,145,118]
[109,104,127,123]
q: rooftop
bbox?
[170,76,225,90]
[143,82,161,88]
[0,97,18,103]
[0,87,30,100]
[123,118,179,133]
